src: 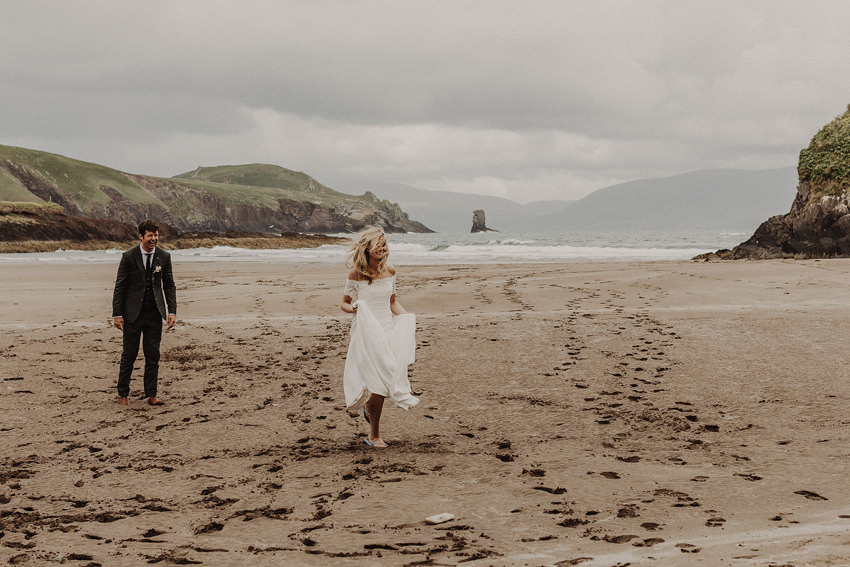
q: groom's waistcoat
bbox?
[143,261,156,307]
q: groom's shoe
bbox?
[148,397,165,406]
[117,396,129,406]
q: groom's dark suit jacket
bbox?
[112,246,177,323]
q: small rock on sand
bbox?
[425,513,455,525]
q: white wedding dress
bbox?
[342,276,419,410]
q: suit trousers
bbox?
[117,302,163,398]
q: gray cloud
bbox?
[2,0,849,201]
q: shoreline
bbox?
[0,228,739,264]
[3,259,850,565]
[0,244,716,266]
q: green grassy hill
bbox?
[175,163,335,194]
[171,164,359,209]
[0,165,40,202]
[0,145,431,233]
[0,144,160,208]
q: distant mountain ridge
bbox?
[353,168,797,233]
[539,168,798,231]
[0,145,432,234]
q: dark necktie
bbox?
[145,253,152,270]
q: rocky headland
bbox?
[0,202,346,253]
[0,146,433,236]
[706,105,850,259]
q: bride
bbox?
[340,226,419,448]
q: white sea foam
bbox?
[0,229,745,265]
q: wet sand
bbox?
[2,259,850,566]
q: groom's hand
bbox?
[113,317,124,330]
[167,314,176,329]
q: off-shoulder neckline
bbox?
[348,275,395,282]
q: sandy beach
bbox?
[2,258,850,566]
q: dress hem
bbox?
[346,388,420,411]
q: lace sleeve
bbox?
[343,279,358,299]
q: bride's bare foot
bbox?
[364,437,388,448]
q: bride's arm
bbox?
[387,264,407,315]
[390,294,407,315]
[341,294,357,314]
[341,270,359,313]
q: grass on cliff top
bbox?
[0,201,66,230]
[169,164,375,208]
[798,104,850,197]
[0,144,160,207]
[173,164,335,194]
[0,201,64,215]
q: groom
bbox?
[112,219,177,406]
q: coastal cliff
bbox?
[0,202,346,253]
[0,202,139,244]
[0,145,433,235]
[710,105,850,259]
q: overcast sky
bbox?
[2,1,849,203]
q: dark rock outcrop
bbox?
[471,209,498,233]
[168,230,345,249]
[0,202,138,243]
[705,105,850,260]
[0,202,344,251]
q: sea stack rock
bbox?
[471,209,498,233]
[709,104,850,259]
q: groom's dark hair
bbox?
[138,219,159,235]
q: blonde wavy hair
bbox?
[346,226,388,283]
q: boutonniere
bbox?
[154,265,162,274]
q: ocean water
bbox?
[0,229,748,265]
